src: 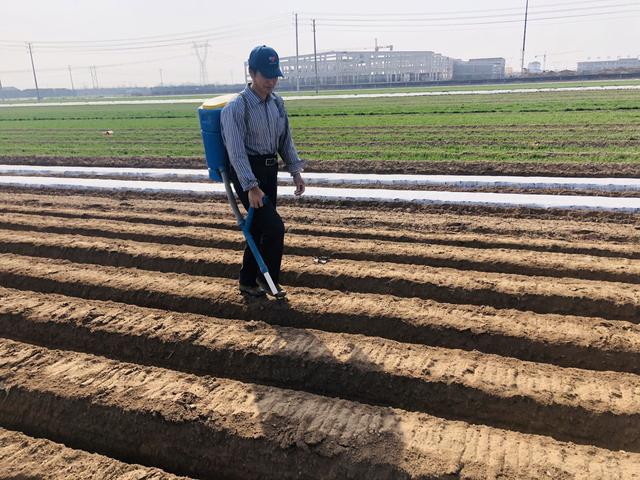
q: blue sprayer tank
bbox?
[198,93,239,182]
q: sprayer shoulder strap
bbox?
[272,93,286,118]
[239,91,250,144]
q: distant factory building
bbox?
[527,61,542,74]
[577,58,640,74]
[452,58,506,81]
[254,50,455,88]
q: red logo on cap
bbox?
[269,55,277,64]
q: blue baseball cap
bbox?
[248,45,284,79]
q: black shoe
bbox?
[256,277,287,299]
[239,283,266,297]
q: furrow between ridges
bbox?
[0,257,639,371]
[1,287,640,451]
[0,218,637,281]
[1,338,639,480]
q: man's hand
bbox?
[248,186,265,208]
[293,173,305,196]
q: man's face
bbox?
[250,70,278,99]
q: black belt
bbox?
[248,154,278,167]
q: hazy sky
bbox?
[1,0,639,89]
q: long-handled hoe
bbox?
[198,94,280,297]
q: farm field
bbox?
[1,87,640,176]
[1,187,640,478]
[1,77,640,478]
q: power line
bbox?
[310,2,639,23]
[0,17,287,50]
[301,0,633,17]
[0,53,190,75]
[0,3,632,50]
[0,7,634,57]
[314,8,640,29]
[318,11,640,34]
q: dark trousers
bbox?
[229,156,285,286]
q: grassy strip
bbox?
[4,77,640,104]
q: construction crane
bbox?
[374,38,393,52]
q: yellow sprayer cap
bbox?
[200,93,239,110]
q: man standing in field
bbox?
[221,45,306,299]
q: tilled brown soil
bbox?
[5,338,640,480]
[3,287,640,452]
[0,214,639,282]
[4,184,639,223]
[0,428,188,479]
[0,232,638,320]
[1,191,639,242]
[1,188,639,479]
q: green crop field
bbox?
[1,87,639,165]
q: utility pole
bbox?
[312,19,318,94]
[520,0,529,75]
[68,65,76,96]
[27,42,41,101]
[159,68,164,87]
[295,13,300,91]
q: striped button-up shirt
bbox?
[220,85,305,191]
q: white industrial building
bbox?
[249,50,455,88]
[245,49,507,88]
[577,58,640,74]
[527,61,542,74]
[452,58,506,81]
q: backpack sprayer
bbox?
[198,94,279,297]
